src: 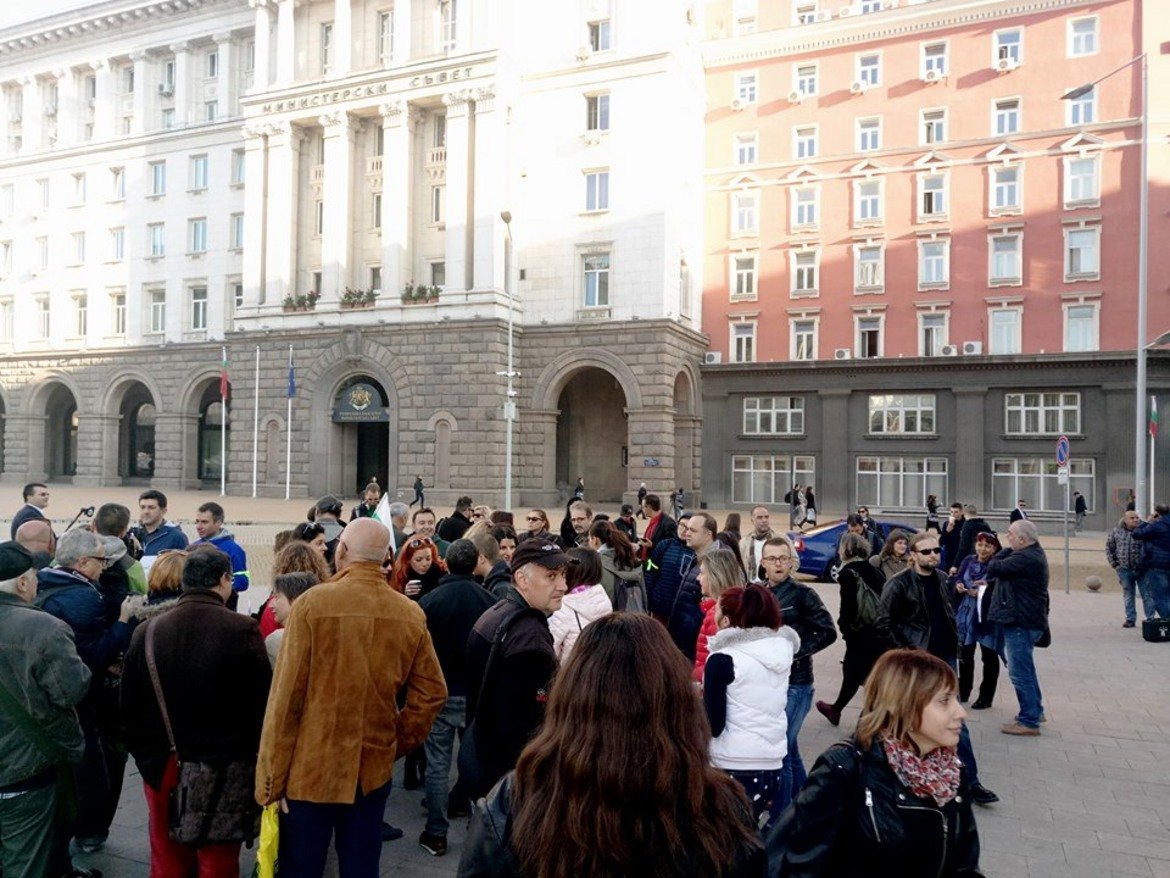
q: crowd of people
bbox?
[0,479,1087,878]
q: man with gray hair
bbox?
[0,541,90,878]
[561,500,594,549]
[388,501,410,556]
[987,519,1050,736]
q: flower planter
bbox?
[340,300,375,310]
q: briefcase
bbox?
[1142,619,1170,643]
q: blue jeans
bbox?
[423,696,466,838]
[1144,569,1170,619]
[775,683,813,815]
[1001,626,1045,729]
[280,780,392,878]
[1119,569,1155,622]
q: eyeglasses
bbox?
[761,555,792,563]
[84,555,111,569]
[914,547,941,555]
[526,516,543,523]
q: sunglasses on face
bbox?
[914,547,941,555]
[408,538,432,549]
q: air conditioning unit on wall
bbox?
[922,69,943,84]
[939,344,958,356]
[850,80,868,95]
[995,57,1019,73]
[704,351,723,364]
[962,340,983,355]
[834,348,853,360]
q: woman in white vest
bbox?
[704,583,800,825]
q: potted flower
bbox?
[341,287,378,309]
[282,292,320,312]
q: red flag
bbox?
[220,346,230,401]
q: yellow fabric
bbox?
[254,803,279,878]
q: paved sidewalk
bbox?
[72,574,1170,878]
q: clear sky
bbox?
[0,1,94,29]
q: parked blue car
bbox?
[787,519,921,582]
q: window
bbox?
[161,108,175,129]
[150,161,166,196]
[991,165,1020,212]
[371,193,381,229]
[922,42,947,76]
[233,281,245,309]
[74,295,87,336]
[857,456,948,509]
[856,315,883,357]
[859,0,880,11]
[856,118,880,152]
[439,0,457,51]
[311,270,324,295]
[794,126,817,159]
[0,240,9,275]
[586,93,610,131]
[858,53,880,86]
[1069,17,1097,57]
[190,154,209,190]
[111,292,126,335]
[433,114,447,148]
[732,255,757,299]
[369,266,382,293]
[993,457,1094,512]
[584,170,609,211]
[734,132,757,166]
[149,223,165,257]
[856,180,882,224]
[734,73,757,105]
[231,149,245,185]
[430,186,444,225]
[919,239,948,287]
[206,50,218,79]
[72,172,86,204]
[732,190,758,235]
[583,252,610,307]
[732,454,815,505]
[869,394,936,434]
[122,65,135,94]
[990,234,1021,283]
[794,2,818,25]
[321,23,334,74]
[793,187,817,228]
[0,299,12,341]
[732,0,757,34]
[995,29,1021,65]
[38,178,50,209]
[430,261,445,287]
[230,213,244,249]
[36,298,50,339]
[149,289,166,333]
[1005,392,1080,434]
[994,98,1020,136]
[315,200,325,235]
[792,250,818,295]
[378,10,394,65]
[204,101,218,122]
[920,174,946,218]
[1065,227,1100,280]
[731,322,756,363]
[855,245,883,290]
[922,109,946,144]
[189,218,208,254]
[1068,87,1094,126]
[589,19,612,50]
[36,236,49,270]
[792,319,817,360]
[920,312,948,356]
[190,286,208,330]
[989,307,1021,354]
[110,227,125,261]
[110,167,125,199]
[743,397,804,435]
[72,232,86,264]
[795,64,817,96]
[1065,156,1099,206]
[1065,303,1099,352]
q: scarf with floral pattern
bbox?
[880,735,961,807]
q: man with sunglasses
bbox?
[876,531,998,805]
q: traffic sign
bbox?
[1057,466,1069,486]
[1055,435,1070,467]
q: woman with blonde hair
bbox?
[145,549,186,605]
[693,547,746,683]
[771,649,982,877]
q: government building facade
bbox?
[0,0,707,505]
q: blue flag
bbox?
[287,347,296,398]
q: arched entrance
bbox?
[118,382,156,480]
[45,384,78,478]
[555,367,628,502]
[332,376,390,494]
[196,382,230,484]
[673,371,696,495]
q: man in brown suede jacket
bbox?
[255,518,446,877]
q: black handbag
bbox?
[1142,618,1170,643]
[145,620,260,845]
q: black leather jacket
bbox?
[768,739,983,878]
[875,567,956,655]
[767,579,838,686]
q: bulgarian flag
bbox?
[1151,396,1159,439]
[372,493,397,555]
[219,346,230,402]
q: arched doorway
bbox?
[673,371,695,495]
[45,384,78,478]
[555,367,628,502]
[118,382,156,480]
[332,376,390,494]
[196,382,230,484]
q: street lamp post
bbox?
[1063,53,1149,512]
[499,210,517,511]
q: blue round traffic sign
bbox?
[1056,435,1070,466]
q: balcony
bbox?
[367,156,383,175]
[425,146,446,182]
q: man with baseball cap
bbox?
[0,541,92,878]
[458,539,575,804]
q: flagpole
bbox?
[251,345,260,498]
[1151,395,1157,510]
[220,345,227,497]
[285,345,293,501]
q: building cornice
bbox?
[703,0,1111,68]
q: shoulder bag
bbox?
[145,618,260,845]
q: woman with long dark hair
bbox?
[588,519,645,610]
[459,614,766,878]
[869,529,911,581]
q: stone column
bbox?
[818,389,851,512]
[332,0,352,77]
[524,409,560,505]
[3,415,42,482]
[242,125,268,307]
[264,121,302,305]
[152,412,187,491]
[91,59,113,141]
[130,51,149,135]
[214,33,235,118]
[20,77,42,154]
[392,0,411,63]
[75,415,117,487]
[54,68,77,148]
[627,407,677,496]
[954,387,987,510]
[275,0,296,84]
[472,87,504,293]
[170,42,190,128]
[442,90,470,291]
[250,0,272,90]
[320,110,356,300]
[379,101,416,296]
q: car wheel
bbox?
[821,556,842,583]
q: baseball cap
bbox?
[509,538,577,572]
[0,541,43,579]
